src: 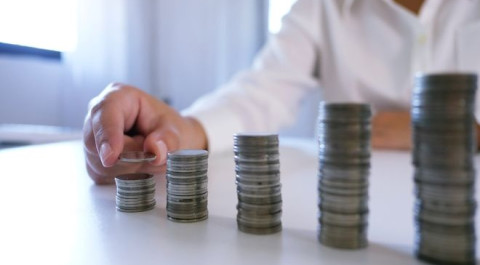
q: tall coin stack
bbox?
[317,103,372,249]
[412,73,477,265]
[167,149,209,222]
[115,173,156,212]
[234,133,282,235]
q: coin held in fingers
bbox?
[118,151,156,163]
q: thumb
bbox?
[143,127,180,166]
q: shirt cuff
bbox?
[181,105,243,155]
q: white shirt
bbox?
[182,0,480,154]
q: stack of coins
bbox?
[166,149,209,222]
[234,133,282,235]
[115,151,157,212]
[412,73,477,265]
[115,173,156,212]
[317,103,372,249]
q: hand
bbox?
[371,111,412,150]
[83,83,208,184]
[372,111,480,150]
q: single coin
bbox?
[119,151,156,163]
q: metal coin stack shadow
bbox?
[166,150,209,222]
[317,103,372,249]
[234,133,282,234]
[412,73,477,265]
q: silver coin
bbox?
[234,132,279,143]
[235,163,281,172]
[318,223,368,249]
[319,177,368,190]
[415,210,474,227]
[237,218,282,229]
[234,154,280,163]
[115,173,156,212]
[237,184,282,196]
[234,133,283,234]
[414,72,477,84]
[118,151,156,163]
[237,223,282,235]
[237,201,282,212]
[166,148,209,223]
[318,102,372,121]
[319,235,367,249]
[115,172,154,182]
[167,204,208,212]
[319,184,368,197]
[318,100,371,249]
[318,211,368,227]
[415,199,476,215]
[167,164,209,173]
[238,211,282,223]
[318,155,370,166]
[236,178,281,187]
[411,72,477,264]
[237,193,282,205]
[167,210,208,221]
[168,149,208,158]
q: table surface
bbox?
[0,139,479,265]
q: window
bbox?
[268,0,297,34]
[0,0,77,52]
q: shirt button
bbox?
[418,34,427,45]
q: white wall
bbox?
[154,0,268,110]
[0,0,318,138]
[0,55,73,127]
[0,1,268,132]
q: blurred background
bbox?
[0,0,318,147]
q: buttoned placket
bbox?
[380,0,433,105]
[416,0,443,73]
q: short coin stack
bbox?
[234,133,282,235]
[167,149,209,222]
[411,73,477,265]
[317,103,372,249]
[115,152,157,212]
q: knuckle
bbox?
[89,84,142,116]
[89,95,109,115]
[93,126,108,143]
[108,83,139,97]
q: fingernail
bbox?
[99,142,113,167]
[156,140,167,165]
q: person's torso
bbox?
[314,0,480,112]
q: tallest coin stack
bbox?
[412,73,477,265]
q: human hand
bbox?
[83,83,208,184]
[371,111,412,150]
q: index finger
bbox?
[90,99,126,167]
[89,84,143,167]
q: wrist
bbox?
[183,117,208,150]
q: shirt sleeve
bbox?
[181,0,321,154]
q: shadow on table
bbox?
[278,227,428,265]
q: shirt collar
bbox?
[342,0,437,15]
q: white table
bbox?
[0,139,478,265]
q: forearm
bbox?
[371,111,412,150]
[372,111,480,150]
[183,117,208,150]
